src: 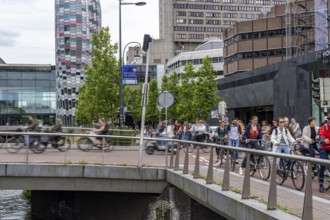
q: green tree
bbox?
[124,85,142,124]
[161,72,180,120]
[76,27,119,124]
[146,79,159,124]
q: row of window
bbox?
[167,57,224,71]
[224,28,285,46]
[224,48,287,64]
[177,11,256,19]
[176,33,222,39]
[175,26,225,32]
[177,19,223,25]
[175,3,267,11]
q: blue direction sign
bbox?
[122,65,138,85]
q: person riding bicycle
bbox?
[195,120,208,142]
[213,120,228,166]
[49,118,63,147]
[271,117,296,168]
[301,117,319,157]
[91,118,108,145]
[318,113,330,193]
[23,115,39,146]
[239,116,262,175]
[227,118,242,163]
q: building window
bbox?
[176,11,186,16]
[188,12,204,17]
[177,19,186,24]
[189,19,204,24]
[177,34,187,39]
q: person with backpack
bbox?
[318,113,330,193]
[239,116,262,175]
[271,117,296,168]
[227,118,242,161]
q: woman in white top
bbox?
[302,116,319,157]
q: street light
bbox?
[119,0,146,129]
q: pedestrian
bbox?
[173,120,181,138]
[318,113,330,193]
[240,116,262,175]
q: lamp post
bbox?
[119,0,146,129]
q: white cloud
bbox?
[0,0,159,64]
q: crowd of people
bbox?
[144,114,330,193]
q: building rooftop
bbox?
[0,57,5,64]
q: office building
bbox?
[0,64,56,125]
[55,0,101,126]
[149,0,289,66]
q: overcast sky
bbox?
[0,0,159,65]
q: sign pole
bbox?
[165,91,168,167]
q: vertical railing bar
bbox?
[183,143,189,174]
[193,145,200,178]
[267,156,277,210]
[242,152,251,199]
[170,141,174,168]
[222,148,230,191]
[174,142,180,171]
[302,162,313,220]
[206,146,214,184]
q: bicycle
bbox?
[5,129,46,154]
[276,146,305,191]
[38,129,71,152]
[77,135,114,152]
[245,139,271,180]
[217,138,237,171]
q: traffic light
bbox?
[312,78,320,100]
[142,34,152,52]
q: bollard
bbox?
[193,145,200,179]
[206,146,214,184]
[267,157,277,210]
[102,137,105,165]
[222,149,230,191]
[183,143,189,174]
[242,152,250,199]
[170,143,174,168]
[174,144,180,171]
[302,162,313,220]
[25,140,29,164]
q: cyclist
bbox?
[227,118,242,163]
[213,120,228,166]
[49,118,63,147]
[290,117,302,138]
[318,113,330,193]
[240,116,262,175]
[271,117,296,168]
[173,120,181,138]
[23,115,39,146]
[195,119,208,142]
[283,117,296,139]
[301,117,319,157]
[179,121,191,141]
[91,118,108,145]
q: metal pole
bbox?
[165,91,168,167]
[119,0,124,129]
[137,42,151,167]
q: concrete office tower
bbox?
[152,0,290,66]
[55,0,101,126]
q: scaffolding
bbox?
[286,0,315,59]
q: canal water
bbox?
[0,190,30,220]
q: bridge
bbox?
[0,130,330,219]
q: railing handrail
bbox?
[1,131,330,167]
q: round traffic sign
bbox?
[158,91,174,108]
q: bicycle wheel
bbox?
[183,144,194,153]
[103,137,115,152]
[77,137,93,152]
[30,140,47,154]
[276,159,286,185]
[291,161,305,191]
[238,151,246,163]
[6,137,23,153]
[57,137,71,152]
[258,155,271,180]
[201,138,211,153]
[249,155,256,177]
[324,167,330,190]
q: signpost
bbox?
[158,91,174,167]
[122,65,138,85]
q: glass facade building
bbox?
[55,0,101,126]
[0,64,56,125]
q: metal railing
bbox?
[0,131,329,220]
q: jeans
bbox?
[180,132,190,141]
[228,139,239,159]
[275,143,291,168]
[319,148,330,185]
[309,143,319,158]
[159,135,168,147]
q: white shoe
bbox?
[239,167,244,175]
[214,161,221,167]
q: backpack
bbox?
[275,127,288,136]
